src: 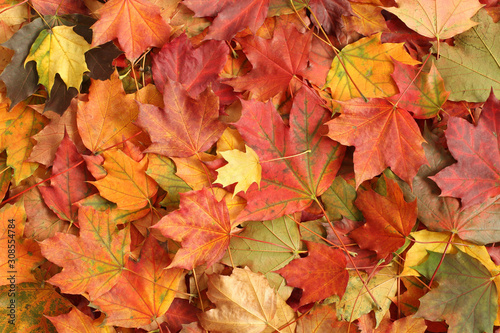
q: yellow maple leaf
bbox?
[325,33,420,101]
[25,25,90,94]
[215,145,261,197]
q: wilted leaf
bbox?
[0,18,44,108]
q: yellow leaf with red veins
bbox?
[0,201,44,285]
[0,102,47,184]
[25,25,90,94]
[384,0,483,40]
[91,149,158,211]
[91,0,171,60]
[325,33,420,101]
[77,71,149,153]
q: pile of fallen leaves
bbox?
[0,0,499,332]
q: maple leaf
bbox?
[40,206,131,299]
[91,234,184,328]
[215,145,262,197]
[137,78,226,157]
[390,60,449,119]
[151,187,237,270]
[31,0,87,15]
[28,104,84,166]
[414,249,497,333]
[25,25,90,95]
[349,175,417,259]
[308,0,354,36]
[277,241,349,306]
[220,215,300,299]
[77,71,149,153]
[325,33,420,101]
[432,9,500,102]
[0,102,47,184]
[146,153,192,209]
[0,18,44,108]
[431,91,500,207]
[151,34,229,96]
[321,175,363,221]
[343,3,389,36]
[295,303,354,333]
[0,201,44,285]
[0,282,72,332]
[326,97,427,188]
[414,177,500,245]
[91,0,171,60]
[163,299,202,333]
[91,149,158,211]
[39,133,94,223]
[199,267,296,333]
[384,0,483,40]
[185,0,270,40]
[227,21,313,101]
[337,265,398,326]
[384,316,427,333]
[47,307,112,333]
[234,87,345,222]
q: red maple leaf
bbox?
[349,175,417,260]
[151,188,238,270]
[185,0,269,40]
[233,87,345,222]
[431,92,500,207]
[326,97,427,187]
[276,241,349,306]
[151,34,229,97]
[137,79,226,157]
[227,21,312,101]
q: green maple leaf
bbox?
[414,249,497,333]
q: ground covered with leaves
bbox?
[0,0,499,332]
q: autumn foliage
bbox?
[0,0,500,332]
